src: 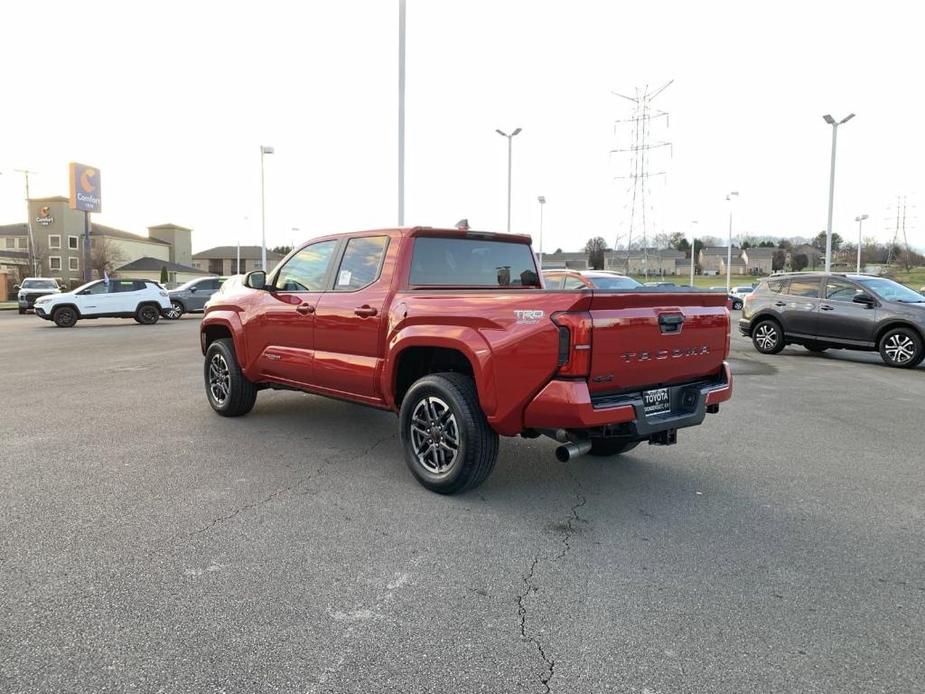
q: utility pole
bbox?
[14,169,39,275]
[726,192,739,293]
[689,220,698,287]
[397,0,406,226]
[854,214,868,273]
[496,128,522,232]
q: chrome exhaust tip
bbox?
[555,439,592,462]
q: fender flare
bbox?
[200,311,247,365]
[383,326,497,416]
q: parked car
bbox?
[542,269,642,290]
[739,272,925,368]
[731,285,755,299]
[15,277,61,314]
[165,276,226,319]
[33,278,171,328]
[201,227,732,494]
[644,281,677,287]
[708,286,743,310]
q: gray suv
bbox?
[739,273,925,368]
[164,276,225,319]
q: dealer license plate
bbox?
[643,388,670,416]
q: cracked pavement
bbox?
[1,312,923,692]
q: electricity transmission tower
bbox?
[609,80,673,278]
[886,196,917,270]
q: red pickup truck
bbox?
[200,227,732,494]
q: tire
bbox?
[878,327,924,369]
[804,343,828,353]
[135,304,161,325]
[733,301,743,310]
[751,319,784,354]
[18,307,26,315]
[52,306,78,328]
[588,439,640,457]
[399,372,499,494]
[204,338,258,416]
[164,300,184,320]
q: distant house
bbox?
[743,247,776,275]
[699,246,748,275]
[539,251,589,270]
[192,246,285,276]
[114,256,209,287]
[606,248,685,276]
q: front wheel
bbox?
[135,304,161,325]
[164,301,184,320]
[204,338,258,416]
[589,438,640,457]
[879,327,924,368]
[751,319,784,354]
[52,306,78,328]
[399,373,499,494]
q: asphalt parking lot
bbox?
[1,311,922,693]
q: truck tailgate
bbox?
[587,291,728,393]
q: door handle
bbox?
[820,304,835,311]
[774,301,787,307]
[354,305,378,317]
[296,303,315,315]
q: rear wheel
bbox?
[589,439,640,457]
[878,327,924,368]
[135,304,160,325]
[18,307,25,315]
[399,373,498,494]
[752,319,784,354]
[52,306,78,328]
[204,338,258,416]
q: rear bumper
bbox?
[522,362,732,435]
[738,318,752,336]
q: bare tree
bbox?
[584,236,608,270]
[90,236,125,278]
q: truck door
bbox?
[312,235,392,401]
[248,239,338,386]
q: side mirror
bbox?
[853,293,875,306]
[244,270,267,290]
[13,284,20,290]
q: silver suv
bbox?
[165,276,225,319]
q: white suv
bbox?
[33,278,171,328]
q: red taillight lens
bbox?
[551,311,592,377]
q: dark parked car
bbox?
[709,286,743,310]
[739,272,925,368]
[164,276,226,319]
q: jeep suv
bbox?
[739,273,925,368]
[164,276,225,319]
[33,278,171,327]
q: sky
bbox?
[1,0,922,255]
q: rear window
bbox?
[410,237,539,287]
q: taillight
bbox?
[551,311,592,377]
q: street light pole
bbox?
[822,113,855,273]
[259,145,274,272]
[398,0,406,226]
[496,128,522,232]
[689,220,698,287]
[14,168,39,275]
[536,195,546,268]
[854,214,868,274]
[726,192,739,293]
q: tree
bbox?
[813,231,843,252]
[741,240,752,249]
[759,240,776,248]
[554,248,562,254]
[89,236,125,279]
[270,245,292,255]
[668,232,690,254]
[584,236,608,270]
[792,253,809,271]
[772,250,787,272]
[159,266,169,284]
[777,239,793,251]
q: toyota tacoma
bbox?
[200,227,732,493]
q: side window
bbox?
[787,278,820,298]
[564,276,586,290]
[766,279,788,294]
[84,282,108,295]
[111,280,138,293]
[334,236,388,290]
[825,279,863,302]
[274,240,338,292]
[543,274,564,289]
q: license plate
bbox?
[643,388,670,416]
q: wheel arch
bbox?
[51,302,81,318]
[875,320,925,346]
